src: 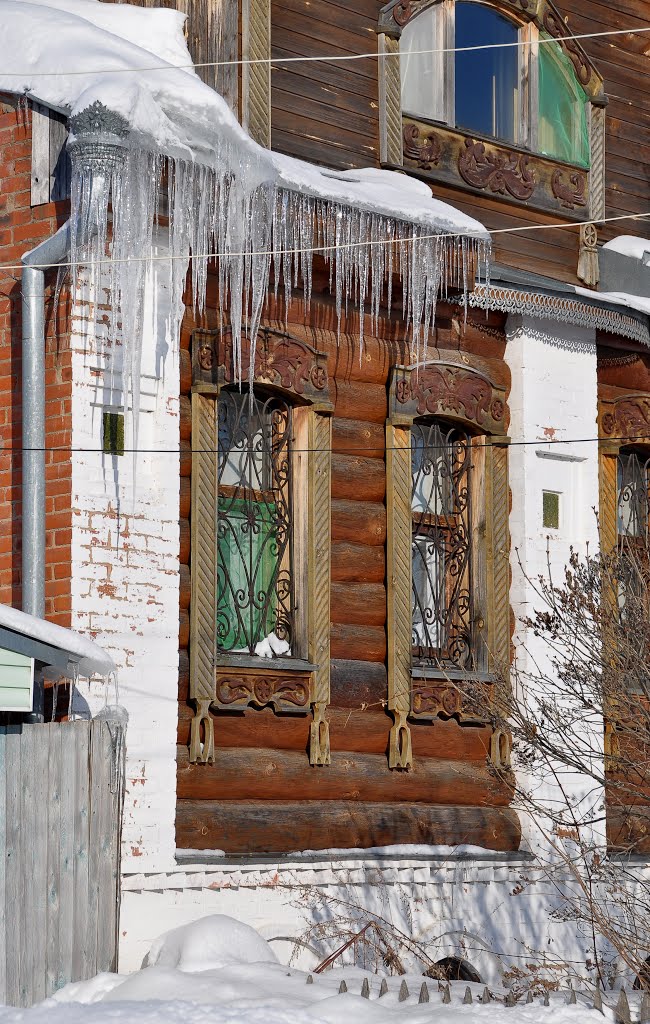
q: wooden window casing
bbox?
[386,357,510,768]
[188,327,333,766]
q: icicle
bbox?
[67,102,490,466]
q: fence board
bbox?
[46,724,62,997]
[72,722,90,984]
[56,723,77,993]
[31,727,49,1003]
[0,728,6,1000]
[18,725,35,1006]
[4,725,21,1006]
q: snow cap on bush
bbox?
[143,914,279,973]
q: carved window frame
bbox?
[378,0,607,225]
[241,0,271,147]
[188,326,333,766]
[386,355,510,767]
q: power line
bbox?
[3,434,649,455]
[3,23,649,77]
[2,211,650,275]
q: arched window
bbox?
[617,449,650,544]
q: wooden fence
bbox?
[0,717,125,1006]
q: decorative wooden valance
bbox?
[412,678,495,723]
[389,357,507,434]
[191,326,333,411]
[215,665,312,713]
[600,393,650,449]
[402,121,592,222]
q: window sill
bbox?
[217,654,316,672]
[411,665,494,683]
[410,669,494,723]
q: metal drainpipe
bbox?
[21,222,71,721]
[20,103,130,722]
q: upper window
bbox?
[217,389,294,657]
[400,0,588,165]
[411,419,474,669]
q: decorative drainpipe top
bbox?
[67,100,130,173]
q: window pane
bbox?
[538,34,588,167]
[411,421,473,668]
[217,391,293,654]
[542,491,560,529]
[455,2,519,143]
[400,6,444,121]
[618,452,650,540]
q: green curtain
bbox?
[538,34,589,167]
[217,496,278,651]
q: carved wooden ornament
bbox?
[390,360,507,434]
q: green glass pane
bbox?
[217,496,278,651]
[543,491,560,530]
[538,35,589,167]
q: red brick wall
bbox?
[0,94,72,626]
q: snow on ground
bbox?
[0,916,618,1023]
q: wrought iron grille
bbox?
[217,389,293,655]
[618,450,650,542]
[411,420,473,669]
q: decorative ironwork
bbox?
[217,389,294,655]
[551,168,587,210]
[69,101,130,139]
[458,139,536,200]
[411,421,474,670]
[618,451,650,542]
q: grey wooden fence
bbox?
[0,717,125,1006]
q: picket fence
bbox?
[307,974,650,1022]
[0,717,125,1006]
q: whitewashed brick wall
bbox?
[69,251,181,873]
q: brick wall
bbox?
[0,94,72,625]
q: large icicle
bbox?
[67,103,490,449]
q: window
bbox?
[400,1,587,162]
[617,451,650,543]
[385,359,510,768]
[542,490,560,530]
[411,420,474,669]
[217,390,293,655]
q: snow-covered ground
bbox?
[0,916,621,1023]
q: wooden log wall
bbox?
[176,280,519,854]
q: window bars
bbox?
[217,390,294,655]
[411,420,474,669]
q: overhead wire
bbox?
[1,210,650,275]
[2,22,650,77]
[2,434,649,455]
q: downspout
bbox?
[20,101,130,721]
[21,222,71,625]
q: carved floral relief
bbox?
[391,360,507,435]
[458,139,536,200]
[216,670,311,712]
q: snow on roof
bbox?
[602,235,650,261]
[575,285,650,318]
[0,603,114,676]
[0,0,487,240]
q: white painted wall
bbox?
[69,245,181,874]
[505,313,604,853]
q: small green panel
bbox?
[103,410,125,457]
[543,491,560,530]
[0,649,33,712]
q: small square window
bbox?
[542,490,560,530]
[103,410,124,457]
